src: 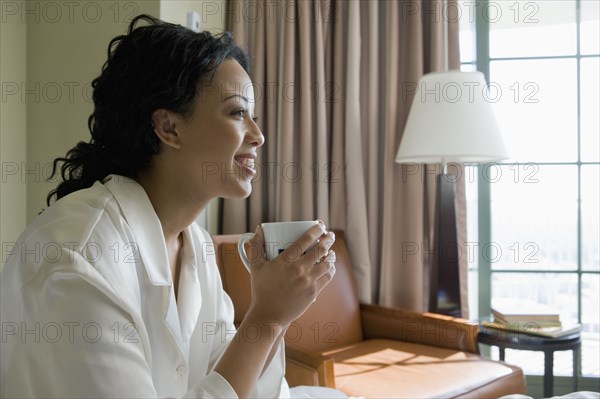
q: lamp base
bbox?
[430,173,462,318]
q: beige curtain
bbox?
[223,0,468,316]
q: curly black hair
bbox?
[46,14,249,205]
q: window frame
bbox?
[468,0,600,382]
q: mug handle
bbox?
[237,232,255,273]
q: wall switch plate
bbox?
[187,11,201,32]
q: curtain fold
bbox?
[223,0,468,316]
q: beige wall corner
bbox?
[25,1,160,222]
[1,0,28,246]
[160,0,227,33]
[3,0,227,240]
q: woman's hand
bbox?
[244,223,336,326]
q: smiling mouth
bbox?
[234,157,256,171]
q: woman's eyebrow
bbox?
[222,94,249,103]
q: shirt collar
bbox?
[103,174,172,285]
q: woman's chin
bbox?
[223,180,253,199]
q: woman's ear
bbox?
[150,109,182,149]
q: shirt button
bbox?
[176,364,186,374]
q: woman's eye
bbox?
[232,109,246,118]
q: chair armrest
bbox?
[284,345,336,388]
[360,304,480,354]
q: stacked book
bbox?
[483,300,581,339]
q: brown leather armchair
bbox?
[212,230,526,398]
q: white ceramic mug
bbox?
[237,220,320,272]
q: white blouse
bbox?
[1,175,289,398]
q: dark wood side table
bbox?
[478,323,581,398]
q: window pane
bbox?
[582,273,600,377]
[490,165,578,271]
[491,59,578,162]
[489,1,576,58]
[582,165,600,271]
[581,0,600,55]
[459,0,476,63]
[581,57,600,162]
[491,273,578,324]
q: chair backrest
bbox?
[212,230,363,352]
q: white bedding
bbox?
[500,392,600,399]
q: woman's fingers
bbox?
[312,250,337,295]
[247,225,266,268]
[278,222,327,263]
[311,250,336,278]
[298,231,335,266]
[247,223,336,324]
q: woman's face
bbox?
[171,59,264,200]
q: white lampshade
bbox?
[395,71,509,164]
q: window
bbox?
[460,0,600,378]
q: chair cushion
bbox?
[321,339,525,399]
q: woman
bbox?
[0,15,339,398]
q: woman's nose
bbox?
[247,120,265,147]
